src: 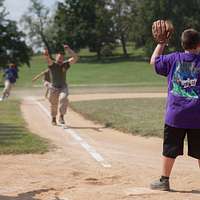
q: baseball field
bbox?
[0,49,199,200]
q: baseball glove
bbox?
[152,20,174,44]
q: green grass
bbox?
[0,100,50,154]
[17,55,166,88]
[71,98,166,137]
[68,61,165,86]
[1,46,166,89]
[17,55,47,87]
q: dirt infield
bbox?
[69,92,167,102]
[0,93,199,200]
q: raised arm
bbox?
[150,44,166,65]
[32,69,48,82]
[43,48,54,66]
[64,44,79,64]
[150,19,174,65]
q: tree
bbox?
[54,0,116,58]
[91,0,116,58]
[21,0,53,57]
[109,0,134,57]
[0,0,6,22]
[53,0,91,51]
[132,0,200,56]
[0,0,31,67]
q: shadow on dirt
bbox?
[0,188,56,200]
[64,125,106,132]
[171,189,200,194]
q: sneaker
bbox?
[51,117,57,126]
[150,178,170,191]
[0,95,6,101]
[59,115,65,125]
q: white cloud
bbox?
[4,0,64,22]
[4,0,30,21]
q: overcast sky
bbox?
[4,0,63,21]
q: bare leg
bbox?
[2,80,12,99]
[162,156,175,177]
[198,159,200,168]
[150,156,174,190]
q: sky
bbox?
[4,0,63,21]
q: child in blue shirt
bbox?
[0,63,18,101]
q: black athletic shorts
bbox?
[163,124,200,159]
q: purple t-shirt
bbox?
[155,52,200,129]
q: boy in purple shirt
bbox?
[150,26,200,191]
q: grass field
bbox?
[0,47,166,156]
[0,100,50,154]
[71,98,166,137]
[15,50,166,89]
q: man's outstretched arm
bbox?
[43,48,54,66]
[64,44,79,65]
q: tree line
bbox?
[0,0,31,67]
[1,0,200,66]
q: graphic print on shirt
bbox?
[171,61,200,98]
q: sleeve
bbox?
[3,69,9,77]
[4,69,8,74]
[48,62,55,69]
[44,70,50,82]
[16,71,19,79]
[154,53,176,77]
[63,61,70,70]
[14,69,18,79]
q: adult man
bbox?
[43,45,78,125]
